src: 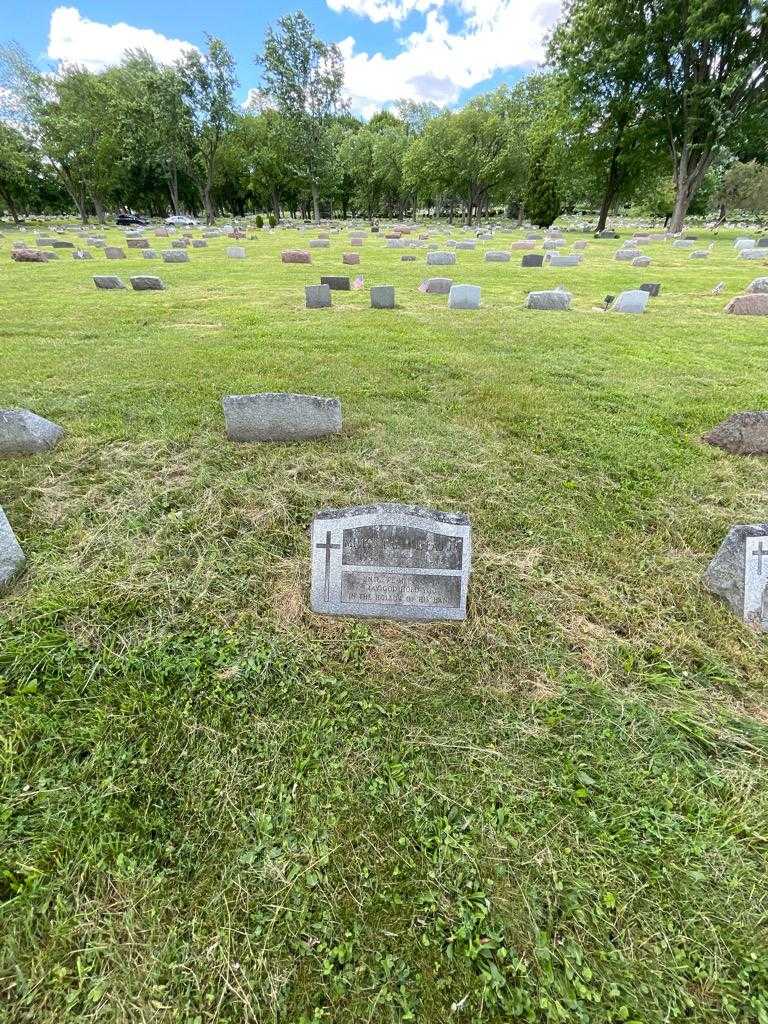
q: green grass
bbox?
[1,222,768,1024]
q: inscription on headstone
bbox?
[310,504,471,621]
[744,536,768,627]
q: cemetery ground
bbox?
[2,225,768,1024]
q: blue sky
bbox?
[4,0,561,116]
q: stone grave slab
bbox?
[227,246,246,258]
[104,247,126,259]
[611,289,650,313]
[310,504,471,621]
[525,290,571,310]
[223,392,341,442]
[320,276,350,291]
[130,276,165,291]
[0,410,63,456]
[724,294,768,315]
[704,524,768,631]
[11,249,48,263]
[371,285,395,309]
[485,251,510,262]
[521,254,544,268]
[448,284,480,309]
[306,284,331,308]
[639,282,661,297]
[93,275,126,289]
[282,250,311,264]
[704,412,768,455]
[0,506,25,589]
[420,277,452,294]
[343,253,360,264]
[427,252,456,266]
[162,251,189,263]
[746,278,768,293]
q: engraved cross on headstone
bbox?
[315,530,340,601]
[753,540,768,575]
[743,535,768,627]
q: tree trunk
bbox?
[311,181,320,224]
[516,204,524,227]
[271,188,280,222]
[669,180,690,235]
[92,194,106,224]
[168,161,180,214]
[202,181,215,226]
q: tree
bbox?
[548,6,667,230]
[718,160,768,223]
[177,36,237,224]
[257,12,347,222]
[525,136,562,227]
[550,0,768,233]
[0,123,36,222]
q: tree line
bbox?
[1,1,767,231]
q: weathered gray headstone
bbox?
[521,254,544,268]
[704,412,768,455]
[420,277,452,294]
[615,249,641,261]
[10,249,47,263]
[310,504,471,621]
[758,238,768,248]
[427,252,456,266]
[704,524,768,631]
[104,247,125,259]
[227,246,246,259]
[127,238,149,249]
[371,285,395,309]
[746,278,768,293]
[524,290,571,310]
[672,239,694,249]
[548,254,581,267]
[448,284,480,309]
[0,506,25,588]
[309,239,330,249]
[739,249,765,260]
[93,275,126,289]
[632,256,651,267]
[130,276,165,291]
[343,252,361,264]
[306,284,331,308]
[611,289,650,313]
[223,392,341,442]
[724,294,768,315]
[485,251,510,262]
[455,241,476,250]
[734,238,756,251]
[320,276,350,291]
[142,249,159,259]
[192,239,207,248]
[162,250,189,263]
[171,238,189,248]
[0,409,63,456]
[72,250,93,260]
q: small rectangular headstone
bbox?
[306,284,331,308]
[448,284,480,309]
[371,285,395,308]
[521,254,544,268]
[485,251,510,262]
[420,277,452,294]
[639,282,661,297]
[320,276,350,291]
[310,504,471,621]
[162,250,189,263]
[93,275,126,290]
[223,392,341,442]
[127,238,149,249]
[130,276,165,291]
[105,247,126,259]
[426,252,456,266]
[282,250,311,264]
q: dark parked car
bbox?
[115,213,149,226]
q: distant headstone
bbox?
[615,249,641,261]
[543,239,566,250]
[521,254,544,268]
[309,239,330,248]
[320,275,350,291]
[51,240,74,248]
[724,294,768,315]
[639,282,661,297]
[306,284,331,308]
[282,250,311,264]
[734,238,756,251]
[485,251,510,262]
[93,275,126,289]
[371,285,395,309]
[427,252,456,266]
[548,254,581,267]
[455,241,476,250]
[227,246,246,259]
[0,409,63,456]
[130,276,165,291]
[690,250,709,259]
[162,251,189,263]
[127,238,149,249]
[350,237,363,246]
[223,392,341,442]
[104,247,125,259]
[72,250,93,260]
[611,289,650,313]
[758,238,768,248]
[401,255,416,261]
[154,227,170,237]
[511,240,535,250]
[142,249,159,259]
[448,284,480,309]
[342,252,360,265]
[746,277,768,293]
[192,239,207,248]
[171,238,189,248]
[704,412,768,455]
[310,503,471,621]
[632,256,651,267]
[572,240,588,251]
[704,524,768,631]
[739,249,766,260]
[597,230,619,239]
[524,290,571,310]
[0,506,25,589]
[420,277,453,294]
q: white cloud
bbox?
[47,6,198,73]
[334,0,561,113]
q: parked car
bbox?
[165,214,198,227]
[116,213,149,226]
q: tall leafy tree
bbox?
[257,12,347,222]
[0,122,36,222]
[177,36,237,224]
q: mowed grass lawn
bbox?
[1,224,768,1024]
